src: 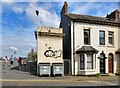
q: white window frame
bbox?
[99,30,105,45]
[80,54,85,70]
[84,29,90,45]
[108,31,114,45]
[87,54,93,69]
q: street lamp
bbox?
[36,10,39,16]
[35,10,39,57]
[35,10,39,76]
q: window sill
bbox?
[107,45,115,48]
[98,45,106,47]
[86,69,96,71]
[84,44,91,46]
[78,69,96,71]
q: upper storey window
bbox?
[84,29,90,45]
[108,31,114,45]
[99,31,105,45]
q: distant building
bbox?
[60,2,120,75]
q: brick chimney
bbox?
[61,1,68,14]
[106,10,120,21]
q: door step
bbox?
[108,73,115,76]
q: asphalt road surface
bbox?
[1,80,119,86]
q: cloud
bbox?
[2,2,60,27]
[25,2,60,28]
[12,6,24,13]
[29,43,36,48]
[9,46,18,51]
[1,0,16,5]
[1,0,15,2]
[70,2,117,17]
[2,27,36,57]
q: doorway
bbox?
[108,53,114,73]
[100,58,105,74]
[100,51,106,74]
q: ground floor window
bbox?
[80,54,93,70]
[87,54,93,69]
[80,54,85,70]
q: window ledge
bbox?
[107,45,115,48]
[86,69,96,71]
[98,45,106,47]
[84,44,91,46]
[78,69,96,71]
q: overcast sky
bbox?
[1,0,119,58]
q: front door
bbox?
[100,58,105,74]
[108,56,113,73]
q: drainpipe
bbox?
[73,21,75,76]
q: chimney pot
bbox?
[61,1,68,13]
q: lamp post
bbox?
[35,10,39,76]
[35,10,39,58]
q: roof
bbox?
[65,13,120,27]
[76,46,98,54]
[115,48,120,54]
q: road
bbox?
[0,60,119,87]
[1,79,119,86]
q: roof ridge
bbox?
[66,13,106,19]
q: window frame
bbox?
[84,29,90,45]
[108,31,114,45]
[80,54,85,70]
[99,30,105,45]
[87,54,93,69]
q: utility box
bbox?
[35,27,64,76]
[52,63,64,76]
[38,63,51,76]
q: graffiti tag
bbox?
[44,47,62,58]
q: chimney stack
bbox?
[115,10,120,21]
[61,1,68,14]
[106,10,120,21]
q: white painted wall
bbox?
[61,13,119,75]
[37,27,63,64]
[72,22,119,75]
[118,28,120,48]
